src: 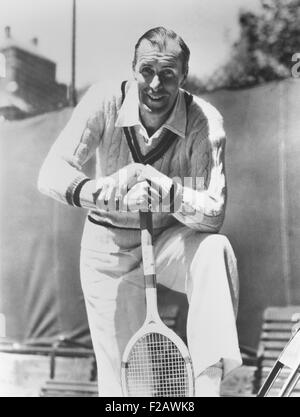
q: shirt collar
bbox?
[115,80,187,138]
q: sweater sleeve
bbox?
[172,104,227,233]
[37,84,106,209]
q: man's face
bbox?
[133,39,186,118]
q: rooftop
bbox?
[0,26,51,62]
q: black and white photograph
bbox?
[0,0,300,400]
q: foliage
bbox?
[185,0,300,92]
[226,0,300,88]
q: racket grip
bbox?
[139,211,153,234]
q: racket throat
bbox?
[145,287,160,323]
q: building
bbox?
[0,26,68,120]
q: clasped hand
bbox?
[95,163,174,212]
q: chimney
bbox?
[4,26,11,39]
[31,37,38,47]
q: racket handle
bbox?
[139,211,153,238]
[139,211,160,320]
[139,211,156,282]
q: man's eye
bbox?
[161,69,175,79]
[141,67,154,76]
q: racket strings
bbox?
[125,332,190,397]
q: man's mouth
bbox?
[147,93,166,102]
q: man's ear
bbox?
[179,62,188,86]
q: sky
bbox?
[0,0,261,88]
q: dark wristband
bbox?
[73,178,92,207]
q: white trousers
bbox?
[80,218,242,397]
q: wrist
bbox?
[176,185,205,215]
[79,179,98,209]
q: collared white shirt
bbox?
[115,80,187,146]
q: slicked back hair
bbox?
[133,27,190,77]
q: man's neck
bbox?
[139,108,168,137]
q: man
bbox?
[38,27,242,396]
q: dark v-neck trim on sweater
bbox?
[121,80,193,165]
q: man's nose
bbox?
[149,74,161,90]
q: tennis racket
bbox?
[121,210,195,397]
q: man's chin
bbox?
[143,100,169,114]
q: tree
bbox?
[223,0,300,88]
[184,0,300,93]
